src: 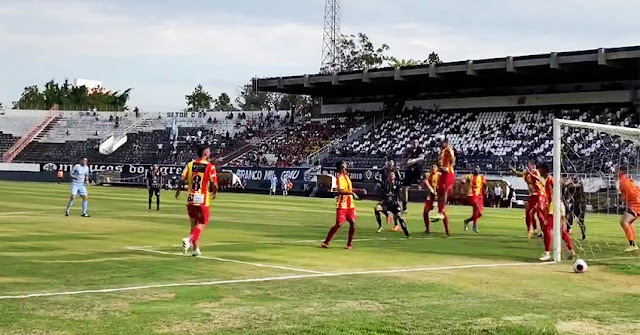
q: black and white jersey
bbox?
[382,178,403,205]
[147,170,164,189]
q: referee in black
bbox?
[146,164,164,211]
[375,170,410,238]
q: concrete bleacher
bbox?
[0,110,49,137]
[330,105,638,171]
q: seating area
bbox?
[0,132,19,156]
[328,105,638,172]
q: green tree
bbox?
[327,33,390,73]
[185,84,213,111]
[213,92,235,111]
[235,82,270,111]
[424,52,442,65]
[13,79,131,110]
[275,94,312,111]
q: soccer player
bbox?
[281,176,289,196]
[422,164,441,234]
[374,170,410,237]
[462,166,486,233]
[270,175,278,195]
[176,146,218,256]
[400,136,425,213]
[563,176,587,240]
[146,164,164,211]
[511,158,546,239]
[321,161,358,250]
[616,166,639,252]
[434,138,455,236]
[538,163,575,261]
[381,159,400,230]
[65,157,91,217]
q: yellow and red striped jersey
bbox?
[466,174,486,197]
[426,171,441,192]
[544,175,555,214]
[523,169,545,196]
[181,159,217,207]
[336,173,354,209]
[439,147,455,173]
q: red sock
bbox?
[443,214,450,236]
[347,223,356,246]
[543,225,552,252]
[423,211,430,231]
[190,226,203,244]
[324,224,341,244]
[562,230,573,251]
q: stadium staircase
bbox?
[99,113,152,155]
[2,112,60,162]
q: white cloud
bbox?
[0,0,320,67]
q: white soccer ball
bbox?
[573,259,588,273]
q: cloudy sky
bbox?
[0,0,637,110]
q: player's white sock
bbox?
[193,248,201,256]
[182,237,191,255]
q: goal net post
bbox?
[553,118,640,262]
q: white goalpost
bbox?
[553,118,640,262]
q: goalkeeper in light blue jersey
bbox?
[65,157,91,217]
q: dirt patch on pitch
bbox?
[119,289,175,302]
[39,301,129,320]
[157,306,273,333]
[557,320,640,335]
[336,300,385,312]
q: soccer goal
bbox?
[552,118,640,262]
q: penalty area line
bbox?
[0,261,552,300]
[127,247,325,274]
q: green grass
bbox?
[0,181,638,335]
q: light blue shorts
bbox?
[71,184,88,196]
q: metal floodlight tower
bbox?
[321,0,341,73]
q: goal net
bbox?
[553,118,640,262]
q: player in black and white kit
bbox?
[400,136,425,213]
[146,164,164,211]
[563,176,587,240]
[375,170,410,238]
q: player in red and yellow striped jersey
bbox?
[511,158,546,239]
[321,161,358,250]
[176,146,218,256]
[434,139,455,236]
[462,166,487,233]
[422,165,441,233]
[538,163,574,261]
[616,165,640,252]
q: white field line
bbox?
[31,257,137,263]
[128,247,325,274]
[162,236,467,248]
[0,261,552,300]
[0,212,31,216]
[585,256,640,262]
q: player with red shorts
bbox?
[422,165,441,233]
[434,139,455,236]
[321,161,358,250]
[537,163,575,261]
[617,166,639,253]
[511,158,546,239]
[176,146,218,256]
[462,166,486,233]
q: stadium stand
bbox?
[0,110,50,158]
[326,105,638,172]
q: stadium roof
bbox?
[257,46,640,98]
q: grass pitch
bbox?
[0,181,638,335]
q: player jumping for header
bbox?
[616,165,639,252]
[537,163,575,261]
[462,166,487,233]
[176,146,218,257]
[65,157,91,217]
[321,161,358,250]
[433,138,455,237]
[400,136,425,214]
